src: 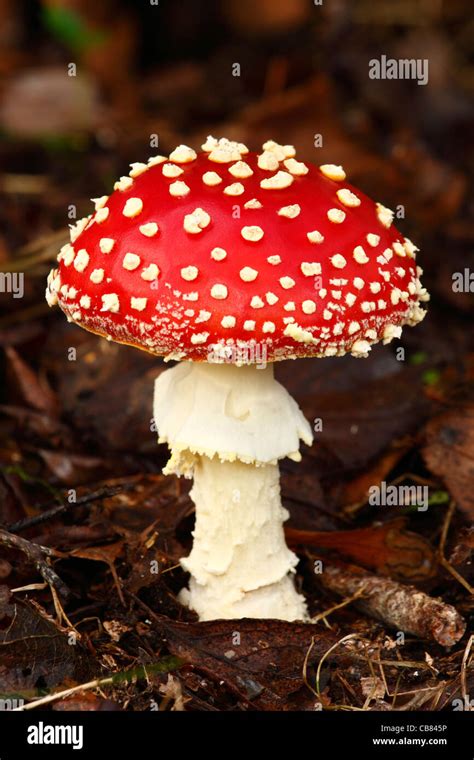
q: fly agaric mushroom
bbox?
[46,136,429,621]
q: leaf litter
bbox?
[0,2,473,711]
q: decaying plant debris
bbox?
[0,0,473,711]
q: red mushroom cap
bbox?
[46,137,429,362]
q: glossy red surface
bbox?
[50,145,424,361]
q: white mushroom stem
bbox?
[153,361,313,621]
[180,457,306,620]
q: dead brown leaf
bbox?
[423,404,474,519]
[0,588,95,693]
[287,518,437,583]
[157,617,345,710]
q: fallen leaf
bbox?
[50,336,161,454]
[286,518,437,582]
[338,445,410,507]
[423,404,474,519]
[5,347,58,416]
[156,617,346,710]
[0,589,95,693]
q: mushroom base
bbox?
[179,456,307,621]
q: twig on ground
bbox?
[319,559,466,647]
[310,583,368,625]
[8,485,125,534]
[14,657,183,711]
[0,527,69,598]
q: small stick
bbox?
[11,583,47,593]
[319,559,466,647]
[310,584,368,625]
[14,657,182,711]
[0,528,69,599]
[8,485,124,534]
